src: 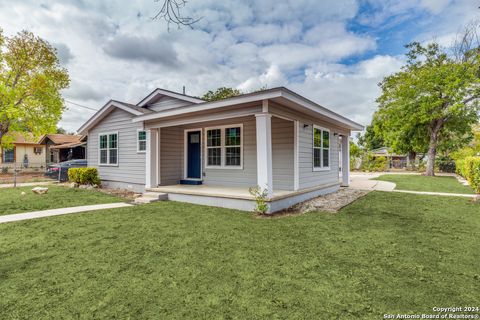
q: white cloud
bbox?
[0,0,475,133]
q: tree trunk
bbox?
[425,119,444,176]
[408,151,417,170]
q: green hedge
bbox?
[455,157,480,193]
[360,154,388,172]
[68,167,101,186]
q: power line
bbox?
[64,99,98,112]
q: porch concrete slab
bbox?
[0,203,133,224]
[148,185,292,201]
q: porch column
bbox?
[341,134,350,187]
[255,113,273,196]
[145,128,158,189]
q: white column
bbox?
[145,128,158,189]
[293,120,299,191]
[341,134,350,187]
[255,113,273,196]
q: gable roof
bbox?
[137,88,204,107]
[133,87,364,131]
[77,100,153,134]
[4,132,41,145]
[38,134,83,145]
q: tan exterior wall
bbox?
[0,144,46,168]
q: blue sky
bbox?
[0,0,477,131]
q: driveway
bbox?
[349,172,396,191]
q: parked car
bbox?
[45,159,87,182]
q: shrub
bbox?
[456,157,480,193]
[1,167,8,174]
[436,157,456,173]
[360,154,388,172]
[68,167,101,186]
[248,186,269,214]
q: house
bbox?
[78,87,363,213]
[370,147,410,169]
[0,132,46,169]
[38,134,86,164]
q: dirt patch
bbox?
[0,172,53,184]
[258,188,370,218]
[96,188,141,202]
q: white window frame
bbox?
[137,129,147,153]
[313,125,330,171]
[98,131,119,166]
[204,123,243,170]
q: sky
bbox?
[0,0,478,132]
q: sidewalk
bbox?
[0,203,133,224]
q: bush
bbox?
[1,167,8,174]
[436,157,456,173]
[248,186,269,214]
[68,167,101,186]
[360,154,388,172]
[456,157,480,193]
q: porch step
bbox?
[134,192,168,204]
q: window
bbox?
[205,125,242,168]
[34,147,42,155]
[137,130,147,152]
[313,126,330,170]
[3,149,14,163]
[99,132,118,165]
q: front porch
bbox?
[142,99,352,212]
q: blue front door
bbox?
[187,131,201,179]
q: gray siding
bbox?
[298,122,339,189]
[148,96,193,112]
[272,117,294,191]
[159,126,183,185]
[87,108,146,188]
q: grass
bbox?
[0,185,123,215]
[0,192,479,319]
[374,174,475,194]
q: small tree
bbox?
[202,87,242,102]
[0,29,70,148]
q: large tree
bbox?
[376,41,480,176]
[0,29,69,147]
[201,87,242,102]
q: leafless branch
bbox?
[152,0,201,30]
[453,20,480,62]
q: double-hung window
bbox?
[3,149,14,163]
[206,125,242,168]
[137,130,147,152]
[313,126,330,170]
[99,132,118,165]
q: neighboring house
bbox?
[38,134,86,164]
[0,133,46,169]
[78,87,363,213]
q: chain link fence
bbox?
[0,162,57,186]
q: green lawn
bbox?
[374,174,475,194]
[0,185,123,215]
[0,192,478,319]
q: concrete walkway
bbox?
[0,203,133,224]
[349,173,396,191]
[349,172,477,198]
[0,181,55,189]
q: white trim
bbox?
[157,128,161,185]
[78,100,143,134]
[312,125,330,171]
[133,91,282,123]
[183,128,203,180]
[204,123,244,170]
[98,131,119,167]
[255,113,273,196]
[341,134,350,187]
[132,88,364,131]
[294,120,299,191]
[262,99,269,113]
[137,88,204,107]
[145,130,152,188]
[136,129,147,153]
